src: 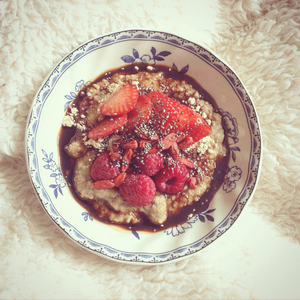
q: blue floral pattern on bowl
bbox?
[64,79,85,111]
[165,208,216,237]
[42,150,65,199]
[219,109,240,162]
[217,109,243,193]
[82,211,93,222]
[121,47,189,74]
[223,166,242,193]
[121,47,171,64]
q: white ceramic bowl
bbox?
[26,29,262,264]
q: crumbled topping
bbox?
[131,80,140,90]
[188,213,193,219]
[93,83,100,90]
[147,65,154,71]
[76,123,86,131]
[70,107,78,115]
[84,138,106,151]
[194,91,200,98]
[188,97,196,105]
[185,136,212,155]
[62,105,80,127]
[62,114,75,127]
[107,82,122,94]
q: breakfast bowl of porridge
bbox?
[26,30,262,264]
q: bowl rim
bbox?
[25,29,262,264]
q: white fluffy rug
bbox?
[1,0,300,299]
[211,0,300,244]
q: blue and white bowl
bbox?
[26,29,262,264]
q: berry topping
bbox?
[109,151,122,160]
[100,84,139,116]
[113,172,127,187]
[187,177,197,189]
[169,142,179,160]
[179,157,196,169]
[178,136,194,149]
[121,148,134,172]
[139,139,152,149]
[119,139,138,150]
[127,95,152,129]
[149,133,178,153]
[92,180,115,189]
[135,127,159,140]
[186,111,211,142]
[147,91,211,142]
[88,90,211,204]
[88,114,127,139]
[147,91,189,136]
[90,151,121,181]
[135,152,164,176]
[119,173,156,206]
[155,163,188,194]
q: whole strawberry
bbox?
[119,173,156,206]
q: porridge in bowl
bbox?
[59,63,229,232]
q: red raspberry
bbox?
[90,151,121,181]
[154,163,188,193]
[135,152,164,176]
[119,173,156,206]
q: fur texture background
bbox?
[210,0,300,244]
[1,0,300,299]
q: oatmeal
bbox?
[59,64,229,231]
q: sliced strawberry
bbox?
[147,91,164,106]
[175,100,211,141]
[88,114,127,139]
[127,95,152,130]
[100,84,139,116]
[148,91,211,142]
[186,110,211,142]
[147,91,189,136]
